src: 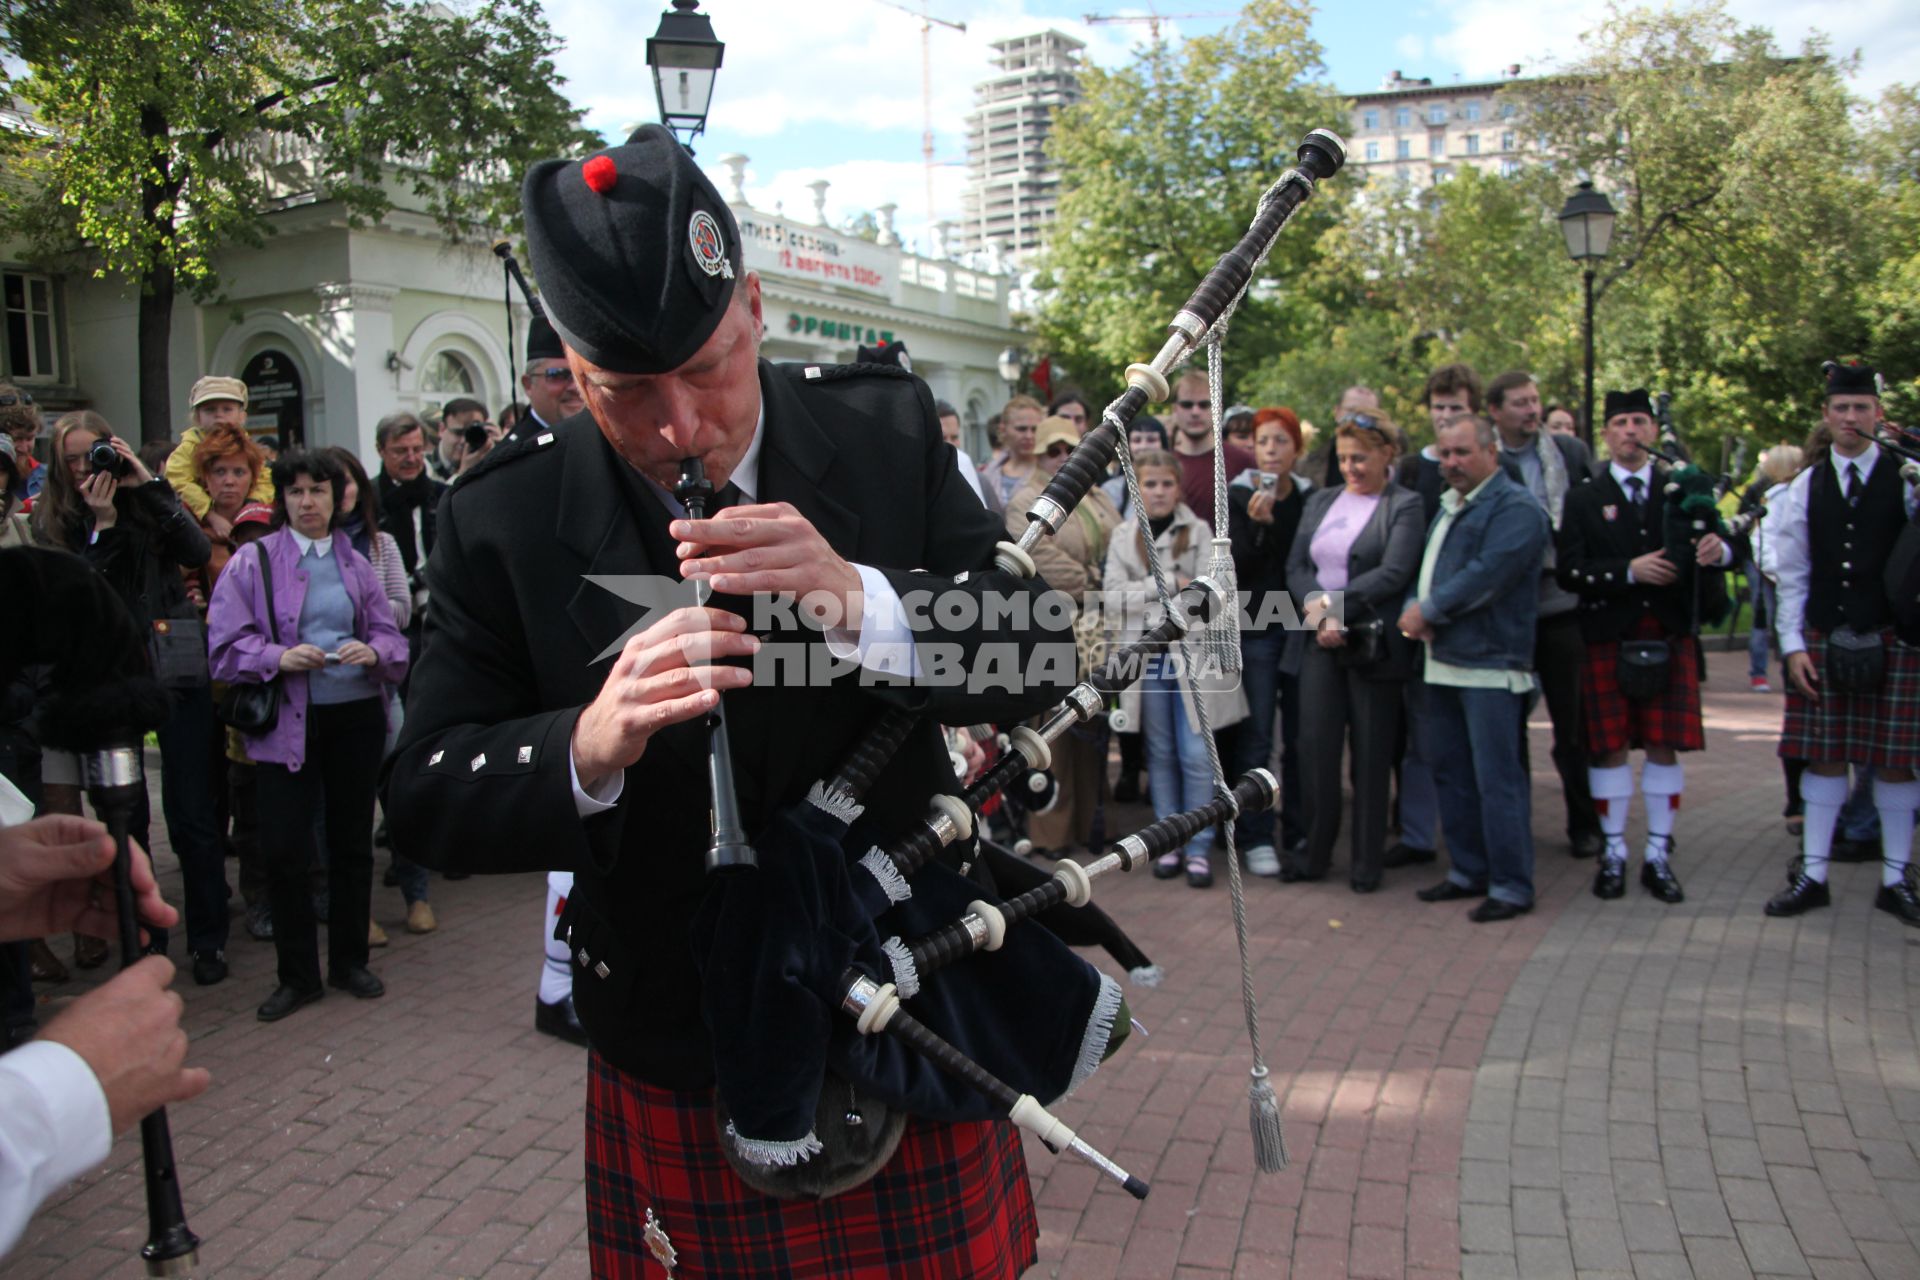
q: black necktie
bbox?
[1626,475,1645,507]
[1845,462,1861,508]
[709,481,743,514]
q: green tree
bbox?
[0,0,597,442]
[1032,0,1351,399]
[1863,84,1920,421]
[1514,3,1878,449]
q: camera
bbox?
[1257,471,1279,493]
[87,438,131,478]
[460,421,494,451]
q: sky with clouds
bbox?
[540,0,1918,254]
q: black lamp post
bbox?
[646,0,725,152]
[1558,180,1618,446]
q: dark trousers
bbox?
[0,734,39,1036]
[229,760,267,906]
[1232,627,1306,849]
[1532,613,1599,840]
[1429,684,1536,906]
[256,698,385,992]
[153,687,229,955]
[1298,644,1402,885]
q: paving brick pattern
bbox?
[8,684,1916,1279]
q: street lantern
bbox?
[1558,180,1618,445]
[1557,180,1618,262]
[997,346,1025,395]
[646,0,725,151]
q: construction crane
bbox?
[873,0,967,232]
[1083,8,1234,43]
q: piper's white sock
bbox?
[1589,764,1635,866]
[1640,761,1683,864]
[1800,772,1848,885]
[1874,779,1920,888]
[540,870,575,1005]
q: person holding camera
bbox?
[207,449,410,1021]
[32,412,230,986]
[427,398,486,482]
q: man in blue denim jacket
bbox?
[1396,414,1550,921]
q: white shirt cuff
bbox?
[569,748,623,817]
[1780,631,1807,658]
[0,1041,112,1255]
[824,564,922,680]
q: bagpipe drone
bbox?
[684,129,1348,1201]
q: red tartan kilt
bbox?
[585,1052,1039,1279]
[1581,622,1704,756]
[1779,628,1920,768]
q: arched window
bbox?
[419,349,477,421]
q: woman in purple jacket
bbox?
[208,449,410,1022]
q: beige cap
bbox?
[188,375,248,409]
[1034,416,1080,455]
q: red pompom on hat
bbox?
[581,154,617,195]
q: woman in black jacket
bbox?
[35,411,229,984]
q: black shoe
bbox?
[1381,844,1435,869]
[244,901,274,942]
[190,950,228,986]
[1278,860,1325,884]
[535,995,590,1046]
[1416,879,1484,902]
[257,984,323,1022]
[327,967,385,999]
[1831,837,1878,863]
[1640,860,1685,904]
[1468,898,1533,923]
[1764,868,1830,917]
[1570,829,1605,860]
[1111,775,1141,804]
[1593,861,1627,900]
[1186,860,1213,889]
[1874,881,1920,927]
[1151,853,1183,880]
[1350,877,1380,894]
[443,869,471,881]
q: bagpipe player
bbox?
[380,127,1075,1277]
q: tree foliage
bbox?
[0,0,598,439]
[1032,0,1350,393]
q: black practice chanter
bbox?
[676,456,756,872]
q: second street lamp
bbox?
[1558,180,1618,447]
[647,0,726,152]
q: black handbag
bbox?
[1616,639,1672,701]
[215,544,282,733]
[148,614,210,688]
[1334,617,1388,669]
[1826,626,1886,696]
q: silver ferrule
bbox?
[1028,494,1068,538]
[1146,331,1195,380]
[1248,767,1279,808]
[961,913,989,950]
[1189,574,1229,623]
[927,810,961,846]
[1167,311,1209,344]
[1035,702,1082,743]
[1067,1134,1136,1188]
[1084,851,1126,880]
[840,973,883,1018]
[81,746,143,790]
[1016,520,1045,555]
[1062,683,1103,723]
[1116,834,1149,868]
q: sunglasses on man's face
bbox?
[1178,399,1210,410]
[532,366,575,384]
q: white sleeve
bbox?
[952,445,990,508]
[1772,472,1812,657]
[569,749,624,817]
[0,1041,113,1259]
[824,564,923,680]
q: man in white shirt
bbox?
[0,814,207,1258]
[1765,360,1920,924]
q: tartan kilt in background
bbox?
[585,1052,1039,1279]
[1780,628,1920,768]
[1581,619,1705,756]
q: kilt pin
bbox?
[1779,628,1920,769]
[1582,617,1705,756]
[585,1054,1038,1279]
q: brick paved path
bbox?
[9,685,1918,1278]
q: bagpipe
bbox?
[682,129,1348,1202]
[1872,421,1920,645]
[1648,392,1733,631]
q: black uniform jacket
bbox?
[1557,466,1726,643]
[382,360,1067,1084]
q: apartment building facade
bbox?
[955,30,1085,263]
[1345,68,1539,187]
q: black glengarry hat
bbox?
[1603,388,1654,422]
[1824,360,1879,398]
[522,124,743,374]
[523,307,564,365]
